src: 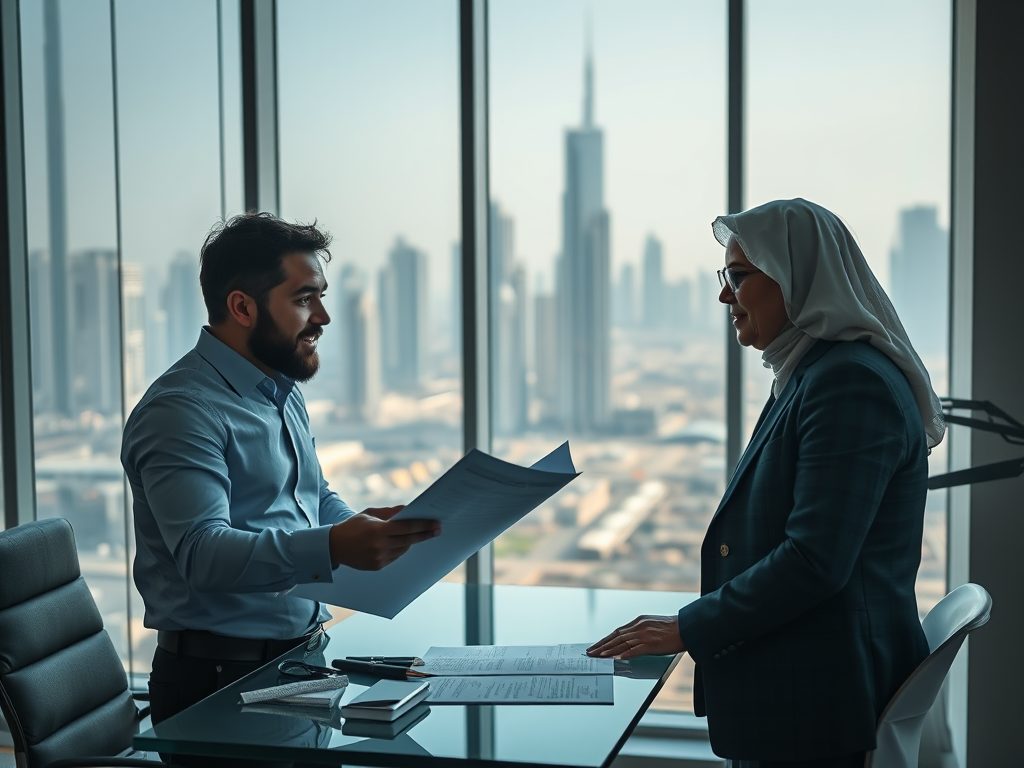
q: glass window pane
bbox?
[21,0,130,664]
[746,0,952,615]
[277,1,462,577]
[489,0,727,714]
[112,0,228,678]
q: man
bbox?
[122,213,440,724]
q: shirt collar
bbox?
[194,327,296,401]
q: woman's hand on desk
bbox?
[586,615,686,660]
[329,506,441,570]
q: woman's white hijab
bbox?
[713,198,945,449]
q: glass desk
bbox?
[134,583,696,767]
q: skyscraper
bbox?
[533,291,559,424]
[890,205,948,358]
[613,262,635,329]
[162,251,203,364]
[338,264,381,422]
[379,237,429,391]
[491,202,528,435]
[69,249,120,415]
[642,234,665,329]
[28,250,57,413]
[121,263,147,405]
[556,42,611,432]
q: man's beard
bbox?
[248,308,322,382]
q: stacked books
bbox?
[340,679,431,722]
[341,702,430,739]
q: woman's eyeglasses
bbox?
[277,660,347,680]
[717,267,759,293]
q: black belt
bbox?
[157,625,325,663]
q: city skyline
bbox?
[20,2,951,293]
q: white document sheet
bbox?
[426,675,613,704]
[418,644,614,676]
[292,442,579,618]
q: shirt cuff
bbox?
[289,525,336,585]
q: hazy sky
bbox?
[21,0,950,299]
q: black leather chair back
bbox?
[0,518,137,767]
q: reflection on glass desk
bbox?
[134,583,696,767]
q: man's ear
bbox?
[225,290,259,329]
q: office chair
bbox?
[866,583,992,768]
[0,518,161,767]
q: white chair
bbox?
[866,583,992,768]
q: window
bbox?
[112,0,239,677]
[746,0,952,615]
[7,0,953,716]
[20,0,241,677]
[489,0,727,714]
[22,0,129,665]
[277,0,463,584]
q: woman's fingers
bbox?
[587,616,685,659]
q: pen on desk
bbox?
[331,658,433,680]
[346,656,424,667]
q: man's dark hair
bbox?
[199,212,333,325]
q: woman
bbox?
[587,198,945,768]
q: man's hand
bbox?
[329,506,440,570]
[586,615,686,659]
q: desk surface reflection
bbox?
[134,583,693,768]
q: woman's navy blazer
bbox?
[678,339,930,762]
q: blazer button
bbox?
[728,645,737,652]
[719,543,730,557]
[713,654,721,660]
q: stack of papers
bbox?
[417,644,615,705]
[418,644,613,676]
[239,676,349,708]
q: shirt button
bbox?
[713,654,721,660]
[728,645,737,652]
[720,544,730,557]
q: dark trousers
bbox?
[150,635,323,767]
[150,645,262,726]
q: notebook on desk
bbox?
[341,680,431,722]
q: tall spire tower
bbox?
[583,16,594,128]
[555,28,611,432]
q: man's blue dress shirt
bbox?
[122,329,355,639]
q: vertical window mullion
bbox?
[460,11,497,758]
[241,0,278,215]
[460,0,493,591]
[725,0,744,477]
[0,0,37,529]
[108,0,135,679]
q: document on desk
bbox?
[292,442,580,618]
[418,644,614,676]
[426,675,613,705]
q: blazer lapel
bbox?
[711,339,839,522]
[712,384,797,521]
